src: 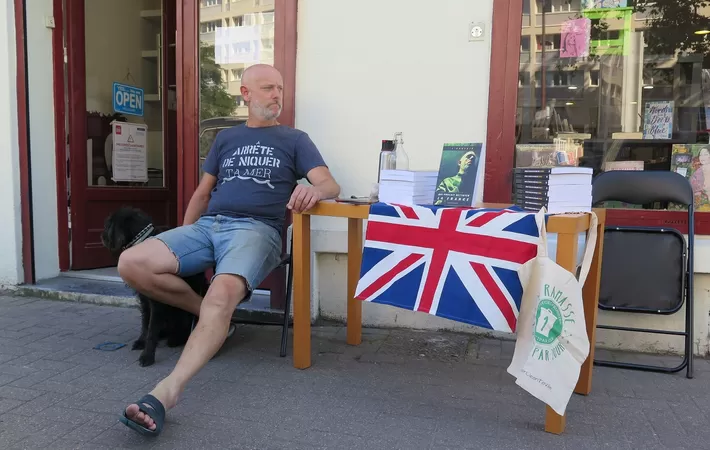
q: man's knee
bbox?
[117,247,145,282]
[117,240,177,282]
[201,274,248,317]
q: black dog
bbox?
[101,207,208,367]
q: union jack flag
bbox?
[354,202,542,332]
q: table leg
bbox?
[292,213,312,369]
[347,218,363,346]
[576,210,605,395]
[544,230,579,435]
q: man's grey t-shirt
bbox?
[202,124,327,232]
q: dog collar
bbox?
[123,224,154,250]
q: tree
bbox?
[635,0,710,56]
[199,42,236,120]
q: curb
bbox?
[6,285,137,308]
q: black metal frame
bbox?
[591,170,694,379]
[232,239,294,358]
[189,237,294,357]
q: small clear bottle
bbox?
[393,132,409,170]
[378,139,396,182]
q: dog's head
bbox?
[101,207,155,257]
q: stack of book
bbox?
[513,167,593,214]
[378,169,439,205]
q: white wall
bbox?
[295,0,495,320]
[26,0,60,281]
[0,0,24,286]
[295,0,492,219]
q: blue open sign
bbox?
[113,82,144,117]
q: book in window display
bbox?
[669,144,710,212]
[515,144,578,168]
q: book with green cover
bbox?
[433,143,482,206]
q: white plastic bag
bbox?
[507,208,598,416]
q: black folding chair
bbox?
[190,237,293,357]
[591,170,694,378]
[231,237,294,358]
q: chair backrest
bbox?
[592,169,694,315]
[592,170,694,207]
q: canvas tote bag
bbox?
[507,208,598,416]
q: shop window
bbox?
[590,69,600,87]
[536,0,583,14]
[521,36,531,52]
[537,34,561,50]
[520,72,532,87]
[490,0,710,233]
[200,20,221,34]
[261,11,275,24]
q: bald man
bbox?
[117,64,340,437]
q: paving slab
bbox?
[0,295,707,449]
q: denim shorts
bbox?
[153,215,282,296]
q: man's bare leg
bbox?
[123,274,246,431]
[118,239,203,316]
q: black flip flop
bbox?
[119,394,165,437]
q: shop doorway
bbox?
[64,0,178,270]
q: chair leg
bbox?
[280,262,293,357]
[687,289,694,379]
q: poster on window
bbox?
[643,101,674,140]
[215,26,262,65]
[560,18,591,58]
[111,121,148,183]
[702,69,710,130]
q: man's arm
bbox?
[307,166,340,199]
[183,173,217,225]
[287,166,341,213]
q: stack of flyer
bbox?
[513,167,593,214]
[378,170,438,205]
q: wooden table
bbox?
[292,201,606,435]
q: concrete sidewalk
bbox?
[0,295,708,449]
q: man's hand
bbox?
[287,184,322,213]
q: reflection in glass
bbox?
[515,0,710,210]
[84,0,166,187]
[198,0,276,172]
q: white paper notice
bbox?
[111,121,148,183]
[215,26,262,65]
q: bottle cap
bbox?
[381,140,395,151]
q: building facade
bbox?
[2,0,709,356]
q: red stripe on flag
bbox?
[415,210,459,313]
[471,262,517,332]
[366,219,537,264]
[469,210,509,227]
[416,244,448,314]
[396,205,419,220]
[356,253,424,300]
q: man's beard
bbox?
[251,99,282,121]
